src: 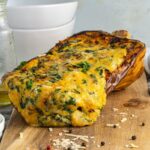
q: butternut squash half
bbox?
[2,30,146,127]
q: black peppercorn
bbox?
[131,135,136,140]
[81,142,86,147]
[141,122,145,126]
[68,129,72,133]
[100,141,105,146]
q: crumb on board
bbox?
[106,123,120,128]
[121,117,127,123]
[59,132,63,136]
[48,128,53,132]
[65,133,89,142]
[119,112,128,115]
[112,108,119,112]
[19,132,24,139]
[53,138,85,150]
[125,143,139,148]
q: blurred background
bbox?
[1,0,150,136]
[76,0,150,47]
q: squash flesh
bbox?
[2,31,146,126]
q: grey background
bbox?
[75,0,150,47]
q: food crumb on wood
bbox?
[59,132,63,136]
[63,129,69,133]
[48,128,53,132]
[53,138,86,150]
[97,144,100,148]
[65,133,89,142]
[130,114,137,118]
[121,117,127,123]
[106,123,120,128]
[125,143,139,148]
[19,132,24,139]
[119,112,128,115]
[112,107,119,112]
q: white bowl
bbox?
[7,0,78,29]
[12,18,75,64]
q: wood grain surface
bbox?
[0,73,150,150]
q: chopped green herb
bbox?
[37,88,42,93]
[76,61,90,73]
[26,80,33,89]
[63,97,76,111]
[16,61,27,70]
[26,97,35,105]
[120,45,126,48]
[82,79,87,84]
[54,89,61,93]
[96,67,103,76]
[31,67,38,72]
[90,74,97,83]
[73,89,80,94]
[54,114,70,124]
[65,97,76,105]
[20,101,26,109]
[84,50,94,53]
[50,73,61,83]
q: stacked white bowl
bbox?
[7,0,78,63]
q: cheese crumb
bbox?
[97,144,100,148]
[65,133,89,142]
[59,132,63,136]
[49,128,53,132]
[63,129,69,133]
[125,143,139,148]
[19,132,24,139]
[131,114,137,118]
[121,117,127,123]
[53,138,85,150]
[119,112,128,115]
[112,108,119,112]
[106,123,120,128]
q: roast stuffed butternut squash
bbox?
[2,30,146,127]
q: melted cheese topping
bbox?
[3,34,127,126]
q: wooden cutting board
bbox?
[0,73,150,150]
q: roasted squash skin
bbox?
[2,31,146,127]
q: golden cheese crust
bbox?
[2,30,146,127]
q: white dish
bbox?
[12,18,75,64]
[7,0,78,29]
[0,114,5,138]
[144,48,150,74]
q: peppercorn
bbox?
[113,124,117,128]
[68,129,72,133]
[100,141,105,146]
[141,122,145,126]
[46,145,51,150]
[81,142,86,147]
[131,135,136,140]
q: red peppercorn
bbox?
[46,145,51,150]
